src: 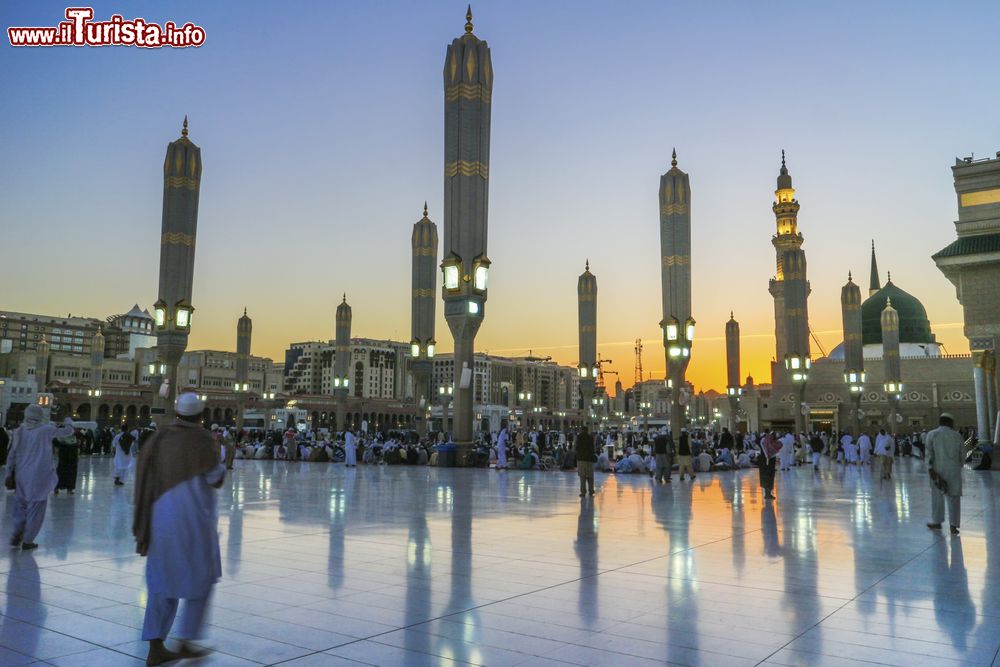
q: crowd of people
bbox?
[0,398,976,665]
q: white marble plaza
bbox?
[1,457,999,666]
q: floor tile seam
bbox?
[750,533,950,667]
[766,637,991,667]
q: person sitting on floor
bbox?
[696,449,713,473]
[736,451,752,468]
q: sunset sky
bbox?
[3,1,999,392]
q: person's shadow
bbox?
[574,498,598,626]
[932,537,975,652]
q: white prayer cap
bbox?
[175,392,203,417]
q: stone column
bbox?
[974,351,990,445]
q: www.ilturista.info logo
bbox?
[8,7,205,48]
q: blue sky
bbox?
[3,1,999,389]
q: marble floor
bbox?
[1,456,999,667]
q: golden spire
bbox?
[730,310,734,320]
[465,5,473,33]
[182,115,188,138]
[671,148,677,168]
[342,293,347,303]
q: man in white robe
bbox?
[857,432,873,465]
[779,432,795,471]
[112,428,133,485]
[5,406,73,549]
[925,413,965,535]
[133,392,224,665]
[495,422,509,470]
[344,429,357,467]
[874,429,895,479]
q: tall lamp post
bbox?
[639,401,651,433]
[441,8,493,465]
[578,261,598,428]
[518,391,533,431]
[411,203,439,438]
[439,383,454,435]
[152,118,200,422]
[658,150,694,439]
[785,353,811,434]
[841,273,865,434]
[333,295,352,435]
[881,298,903,435]
[725,312,741,432]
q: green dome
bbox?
[861,281,935,346]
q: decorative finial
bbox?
[730,310,734,319]
[243,307,247,317]
[465,5,473,33]
[886,297,893,307]
[423,201,428,218]
[182,115,188,138]
[342,293,347,303]
[585,259,590,271]
[848,271,853,282]
[671,148,677,168]
[781,149,786,167]
[887,270,891,283]
[872,239,875,252]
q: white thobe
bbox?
[344,432,357,466]
[496,429,508,468]
[858,435,872,463]
[113,433,132,478]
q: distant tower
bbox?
[441,6,493,462]
[90,326,105,394]
[633,338,644,386]
[334,295,352,430]
[236,309,252,388]
[34,335,50,393]
[869,240,881,296]
[725,312,741,431]
[768,151,811,386]
[153,117,202,420]
[578,260,597,418]
[841,272,865,398]
[881,298,903,432]
[235,309,252,429]
[659,149,694,436]
[411,203,438,435]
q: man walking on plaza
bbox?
[759,429,781,500]
[575,425,596,497]
[925,413,964,535]
[676,428,694,481]
[653,428,673,483]
[495,421,509,470]
[134,392,225,665]
[809,432,824,471]
[5,405,74,550]
[875,428,895,480]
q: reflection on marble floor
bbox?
[1,457,999,666]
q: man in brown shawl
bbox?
[133,392,225,665]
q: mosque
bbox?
[737,157,976,435]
